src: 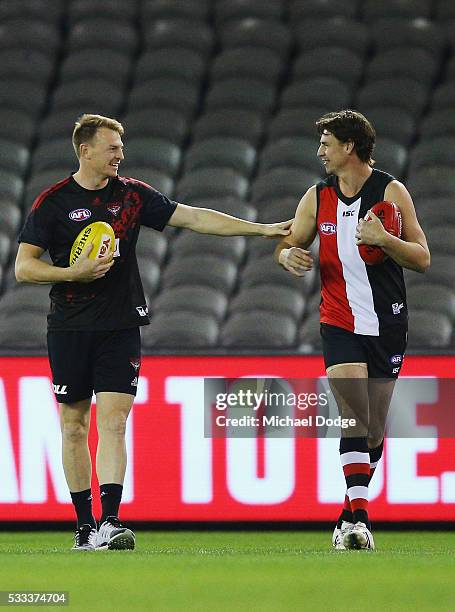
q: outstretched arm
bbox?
[274,186,318,276]
[355,180,430,273]
[168,203,292,237]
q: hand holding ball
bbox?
[358,201,402,265]
[70,222,116,266]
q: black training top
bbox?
[18,175,177,331]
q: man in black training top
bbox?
[16,114,292,551]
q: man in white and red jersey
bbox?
[15,114,292,552]
[275,110,430,550]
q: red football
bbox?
[358,201,402,265]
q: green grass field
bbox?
[1,531,454,611]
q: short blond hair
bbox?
[72,113,124,158]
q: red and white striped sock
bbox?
[340,437,370,526]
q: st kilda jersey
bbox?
[18,175,177,331]
[316,168,407,336]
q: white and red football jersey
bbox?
[316,169,407,336]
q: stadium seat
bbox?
[294,18,369,55]
[425,226,455,256]
[0,81,47,117]
[0,233,11,267]
[299,312,322,353]
[51,80,124,116]
[363,0,433,21]
[215,0,285,25]
[0,110,36,146]
[220,312,297,349]
[431,82,455,112]
[197,197,258,222]
[192,109,264,147]
[370,18,446,57]
[268,107,329,141]
[251,168,319,203]
[0,141,29,176]
[37,110,85,142]
[259,137,322,176]
[365,48,438,85]
[293,48,364,85]
[0,49,54,83]
[171,234,246,265]
[205,78,276,115]
[128,79,200,117]
[229,285,306,321]
[0,170,23,202]
[68,0,138,23]
[142,312,220,348]
[241,257,316,294]
[121,168,174,197]
[404,254,455,291]
[289,0,360,20]
[162,255,238,294]
[415,199,455,226]
[406,311,452,348]
[0,19,61,55]
[357,78,428,118]
[219,18,291,59]
[0,284,50,314]
[0,312,47,352]
[136,229,168,265]
[211,47,283,83]
[67,20,138,55]
[141,0,210,22]
[407,283,455,321]
[408,138,455,174]
[256,197,299,224]
[123,138,181,177]
[31,139,76,174]
[59,50,132,86]
[361,107,416,146]
[135,48,206,83]
[184,138,256,176]
[372,139,408,179]
[420,108,455,139]
[143,19,214,57]
[122,109,189,146]
[280,78,352,111]
[23,170,72,210]
[137,258,161,298]
[177,168,249,201]
[407,167,455,198]
[0,0,64,23]
[153,286,228,321]
[0,200,22,238]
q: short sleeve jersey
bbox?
[18,175,177,331]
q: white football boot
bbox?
[72,524,97,551]
[96,516,135,550]
[332,521,354,550]
[343,521,375,550]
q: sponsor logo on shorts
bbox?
[392,302,404,315]
[390,354,402,365]
[130,358,141,372]
[69,208,91,221]
[136,305,148,317]
[392,367,400,374]
[319,222,337,235]
[131,377,138,387]
[53,384,67,395]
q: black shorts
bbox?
[47,327,141,404]
[320,323,407,379]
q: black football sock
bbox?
[336,494,354,529]
[100,483,123,523]
[70,489,96,529]
[369,439,384,483]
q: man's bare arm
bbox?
[274,186,318,277]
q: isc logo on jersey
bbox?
[69,221,116,266]
[319,222,337,236]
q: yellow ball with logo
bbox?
[69,221,116,266]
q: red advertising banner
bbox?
[0,355,454,521]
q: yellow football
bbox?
[69,221,116,266]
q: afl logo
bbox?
[69,208,91,221]
[319,222,337,235]
[390,354,402,365]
